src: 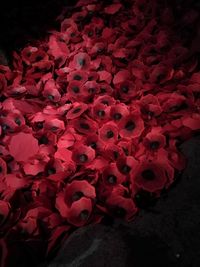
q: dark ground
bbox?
[0,1,200,267]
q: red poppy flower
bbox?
[102,163,125,186]
[67,70,88,83]
[181,113,200,130]
[70,52,91,70]
[116,80,137,101]
[82,81,100,98]
[72,144,95,165]
[131,160,169,192]
[64,180,96,207]
[21,46,48,65]
[56,191,93,227]
[106,193,137,221]
[139,94,162,119]
[143,127,166,150]
[98,122,118,143]
[66,102,88,120]
[118,111,144,139]
[103,143,124,162]
[94,95,116,106]
[91,102,110,122]
[117,155,138,175]
[66,197,93,227]
[44,118,65,135]
[84,133,106,154]
[110,103,129,123]
[43,79,61,103]
[26,60,52,80]
[98,83,113,95]
[67,80,85,100]
[48,35,69,67]
[73,117,98,135]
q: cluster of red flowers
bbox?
[0,0,200,265]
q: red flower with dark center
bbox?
[70,52,91,70]
[84,134,106,153]
[98,83,113,95]
[131,160,169,192]
[43,79,61,103]
[91,103,110,122]
[106,193,137,221]
[98,122,118,143]
[64,180,96,207]
[73,117,98,135]
[21,46,48,65]
[67,70,88,83]
[117,80,137,101]
[44,118,65,134]
[83,81,100,98]
[143,127,166,150]
[72,144,95,165]
[94,95,116,106]
[56,191,93,227]
[118,111,144,139]
[67,80,85,100]
[66,103,88,120]
[103,144,124,162]
[117,156,138,175]
[110,103,129,123]
[102,163,125,185]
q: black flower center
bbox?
[107,175,117,184]
[113,151,119,159]
[47,168,56,175]
[80,123,90,129]
[121,86,129,93]
[36,122,43,129]
[79,154,88,163]
[97,110,105,117]
[72,86,80,93]
[79,209,89,220]
[90,142,97,149]
[48,95,54,100]
[78,58,86,67]
[106,130,114,138]
[122,164,131,174]
[72,191,84,201]
[70,32,76,37]
[150,141,160,150]
[0,166,2,173]
[73,107,81,114]
[39,135,49,145]
[142,169,155,180]
[125,121,135,131]
[2,124,10,131]
[100,88,106,93]
[88,31,93,37]
[113,113,122,120]
[74,74,82,81]
[15,118,21,126]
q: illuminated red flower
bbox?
[118,111,144,139]
[43,79,61,103]
[98,122,118,143]
[102,163,125,185]
[117,155,138,175]
[110,103,129,123]
[66,102,88,120]
[91,102,110,122]
[143,127,166,150]
[21,46,48,65]
[72,144,95,165]
[131,160,170,192]
[117,80,137,101]
[67,70,88,83]
[67,80,85,100]
[73,117,98,135]
[70,52,91,70]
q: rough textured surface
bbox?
[44,137,200,267]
